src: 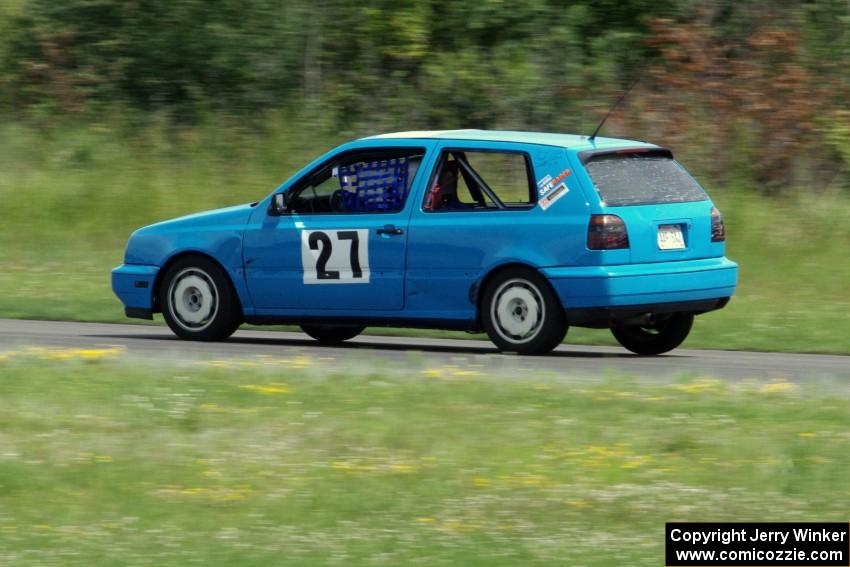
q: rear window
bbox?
[585,155,707,206]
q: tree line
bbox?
[1,0,848,190]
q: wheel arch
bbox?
[472,261,557,326]
[153,251,243,313]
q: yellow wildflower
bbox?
[760,381,795,394]
[239,384,292,395]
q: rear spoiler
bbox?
[578,147,673,164]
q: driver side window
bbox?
[288,148,425,214]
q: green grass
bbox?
[1,118,849,353]
[0,350,848,565]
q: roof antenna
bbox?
[588,76,640,143]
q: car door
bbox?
[242,144,432,311]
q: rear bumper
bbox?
[566,297,729,326]
[111,264,158,316]
[541,257,737,311]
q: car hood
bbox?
[139,202,257,233]
[124,202,257,266]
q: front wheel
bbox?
[481,267,567,355]
[610,313,694,355]
[300,325,365,344]
[159,256,242,341]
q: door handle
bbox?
[376,226,404,236]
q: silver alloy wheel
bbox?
[490,278,545,345]
[167,267,219,332]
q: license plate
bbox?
[657,224,685,250]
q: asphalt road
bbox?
[1,318,848,380]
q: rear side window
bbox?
[464,152,533,204]
[585,155,707,207]
[423,150,535,212]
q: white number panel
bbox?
[300,229,370,284]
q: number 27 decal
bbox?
[301,229,370,284]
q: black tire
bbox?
[158,256,242,341]
[300,325,365,344]
[481,267,567,355]
[610,312,694,355]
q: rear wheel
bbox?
[481,267,567,355]
[301,325,365,344]
[610,313,694,355]
[159,256,242,341]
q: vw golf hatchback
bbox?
[112,130,738,355]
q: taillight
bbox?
[711,207,725,242]
[587,214,629,250]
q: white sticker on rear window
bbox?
[539,183,568,211]
[301,229,370,284]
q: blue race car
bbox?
[112,130,737,355]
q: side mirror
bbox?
[269,192,289,215]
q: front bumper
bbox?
[541,257,738,312]
[111,264,159,318]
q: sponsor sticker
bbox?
[538,168,571,196]
[536,174,553,189]
[539,183,568,211]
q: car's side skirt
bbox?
[244,315,481,333]
[125,307,154,320]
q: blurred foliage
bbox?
[0,0,848,191]
[0,1,849,350]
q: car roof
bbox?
[362,129,657,152]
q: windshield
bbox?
[585,155,707,207]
